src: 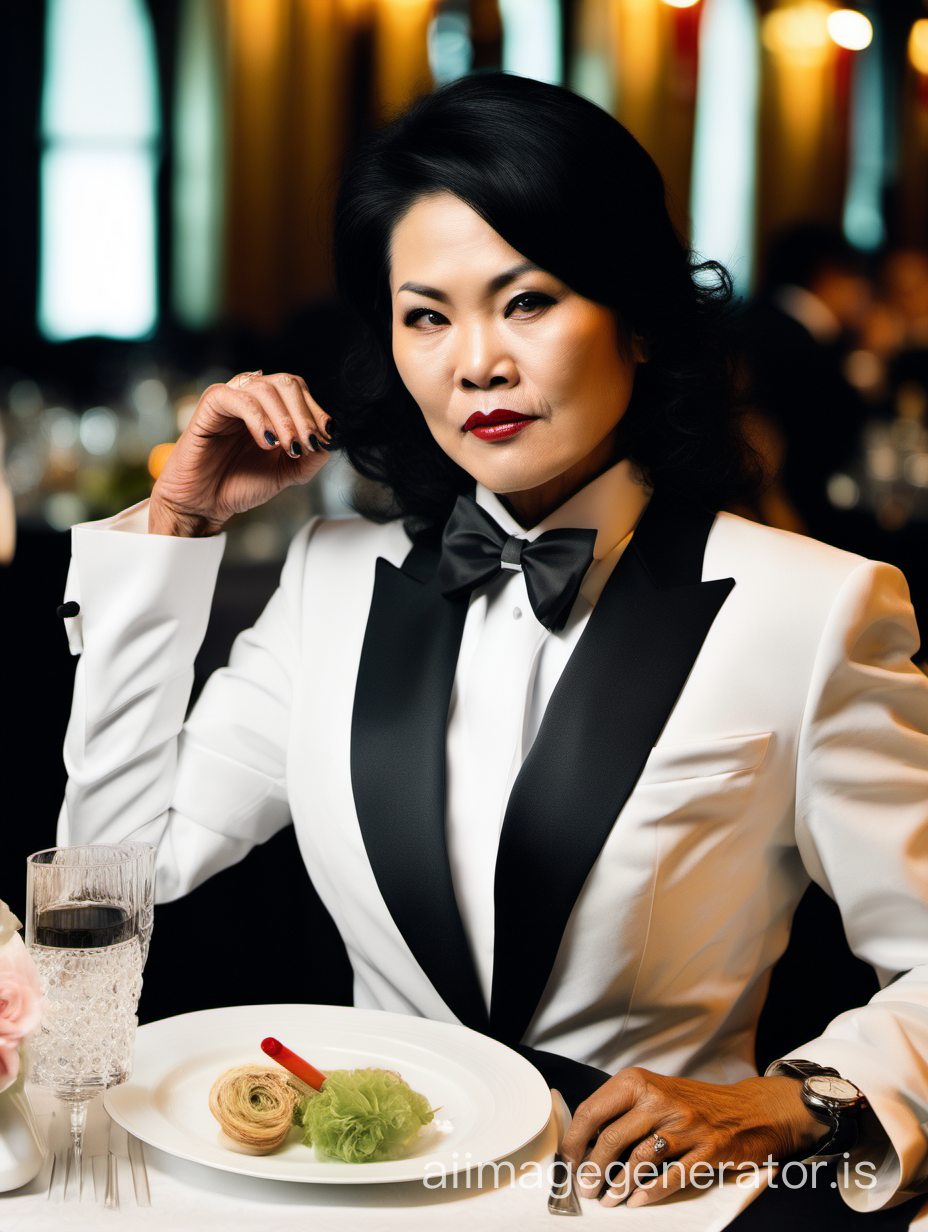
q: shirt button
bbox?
[513,606,523,620]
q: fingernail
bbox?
[316,435,332,452]
[626,1190,648,1208]
[289,439,302,457]
[308,433,319,452]
[264,430,279,446]
[577,1182,597,1200]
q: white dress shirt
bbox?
[446,460,649,1006]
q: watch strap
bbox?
[764,1058,840,1083]
[803,1115,859,1162]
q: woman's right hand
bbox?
[149,371,334,536]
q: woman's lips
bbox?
[463,409,537,441]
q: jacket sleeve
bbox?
[57,500,319,902]
[790,558,928,1211]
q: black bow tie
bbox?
[437,496,597,633]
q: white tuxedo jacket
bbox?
[58,493,928,1210]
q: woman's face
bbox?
[389,193,642,524]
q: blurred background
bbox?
[4,0,928,1062]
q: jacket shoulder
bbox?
[706,512,869,591]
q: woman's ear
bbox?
[632,332,649,363]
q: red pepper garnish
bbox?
[260,1037,327,1091]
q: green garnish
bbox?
[297,1068,433,1163]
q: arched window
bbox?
[39,0,160,341]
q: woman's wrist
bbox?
[148,496,225,538]
[756,1076,830,1155]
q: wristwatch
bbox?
[764,1058,868,1161]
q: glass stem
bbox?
[69,1098,89,1197]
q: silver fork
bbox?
[45,1128,96,1201]
[548,1089,582,1216]
[105,1117,151,1208]
[45,1148,74,1201]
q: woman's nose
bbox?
[455,325,517,390]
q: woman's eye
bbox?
[404,307,448,328]
[505,293,555,318]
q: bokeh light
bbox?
[148,441,175,480]
[827,10,872,52]
[910,20,928,75]
[79,405,119,455]
[762,4,830,64]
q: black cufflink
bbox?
[57,602,81,618]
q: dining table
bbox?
[6,996,928,1232]
[5,1082,928,1232]
[0,1082,745,1232]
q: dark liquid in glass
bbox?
[34,904,133,948]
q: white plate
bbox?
[104,1003,551,1184]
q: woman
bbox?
[59,74,928,1216]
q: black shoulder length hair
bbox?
[331,72,759,543]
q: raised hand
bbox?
[149,371,333,536]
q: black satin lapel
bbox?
[489,500,734,1046]
[351,553,489,1033]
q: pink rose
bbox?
[0,1039,20,1091]
[0,932,45,1045]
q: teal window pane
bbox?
[39,147,157,341]
[172,0,224,329]
[690,0,759,296]
[500,0,563,86]
[40,0,160,341]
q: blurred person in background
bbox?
[737,223,873,543]
[883,248,928,396]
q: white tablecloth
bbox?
[0,1085,792,1232]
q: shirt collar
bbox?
[475,457,650,560]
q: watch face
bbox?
[807,1076,860,1103]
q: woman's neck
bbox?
[497,437,620,529]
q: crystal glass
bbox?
[117,840,156,965]
[25,844,155,1192]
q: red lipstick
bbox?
[463,409,536,441]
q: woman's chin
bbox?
[454,445,569,499]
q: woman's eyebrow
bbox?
[487,261,542,294]
[395,261,543,302]
[395,280,449,302]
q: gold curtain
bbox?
[754,0,850,268]
[899,64,928,248]
[372,0,435,120]
[221,0,436,333]
[570,0,702,240]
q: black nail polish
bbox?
[264,430,278,446]
[289,439,302,457]
[308,433,319,452]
